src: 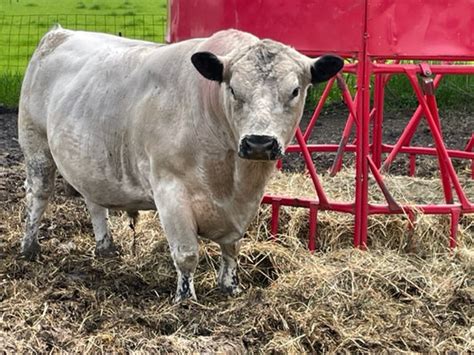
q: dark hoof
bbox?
[219,284,243,297]
[95,243,120,258]
[21,240,41,261]
[174,292,197,304]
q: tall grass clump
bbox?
[0,72,23,109]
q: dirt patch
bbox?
[1,109,473,352]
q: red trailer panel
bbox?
[367,0,474,59]
[168,0,366,56]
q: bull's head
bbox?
[191,40,343,161]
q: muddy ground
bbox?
[1,107,473,352]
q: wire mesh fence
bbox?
[0,14,167,73]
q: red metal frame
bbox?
[168,0,474,250]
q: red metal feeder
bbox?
[168,0,474,250]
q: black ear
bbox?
[191,51,224,82]
[311,55,344,84]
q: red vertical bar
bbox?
[353,0,372,249]
[372,73,385,168]
[449,209,461,249]
[354,43,371,249]
[470,158,474,180]
[308,203,318,253]
[270,199,281,240]
[465,134,474,179]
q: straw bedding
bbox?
[1,161,473,352]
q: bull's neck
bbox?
[195,80,236,151]
[234,159,276,201]
[196,80,275,200]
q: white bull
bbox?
[18,27,342,301]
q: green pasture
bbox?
[0,0,167,107]
[0,0,473,109]
[0,0,167,72]
[0,0,166,16]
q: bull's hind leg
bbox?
[21,147,56,260]
[217,241,243,296]
[84,199,118,257]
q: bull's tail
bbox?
[126,210,140,227]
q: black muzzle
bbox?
[238,135,282,161]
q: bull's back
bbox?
[21,29,163,129]
[19,28,202,208]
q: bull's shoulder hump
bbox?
[35,27,72,59]
[199,29,259,55]
[210,29,258,43]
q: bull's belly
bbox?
[60,165,155,210]
[48,132,154,210]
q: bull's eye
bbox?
[291,87,300,98]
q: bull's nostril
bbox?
[241,139,251,150]
[245,135,276,150]
[248,140,272,151]
[270,139,278,150]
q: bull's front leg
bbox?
[85,199,118,258]
[217,241,242,296]
[153,182,199,303]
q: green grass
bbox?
[0,0,167,72]
[0,0,167,107]
[0,72,22,108]
[0,0,167,16]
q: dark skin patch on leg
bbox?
[21,239,41,261]
[178,274,191,299]
[95,234,119,258]
[219,264,240,295]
